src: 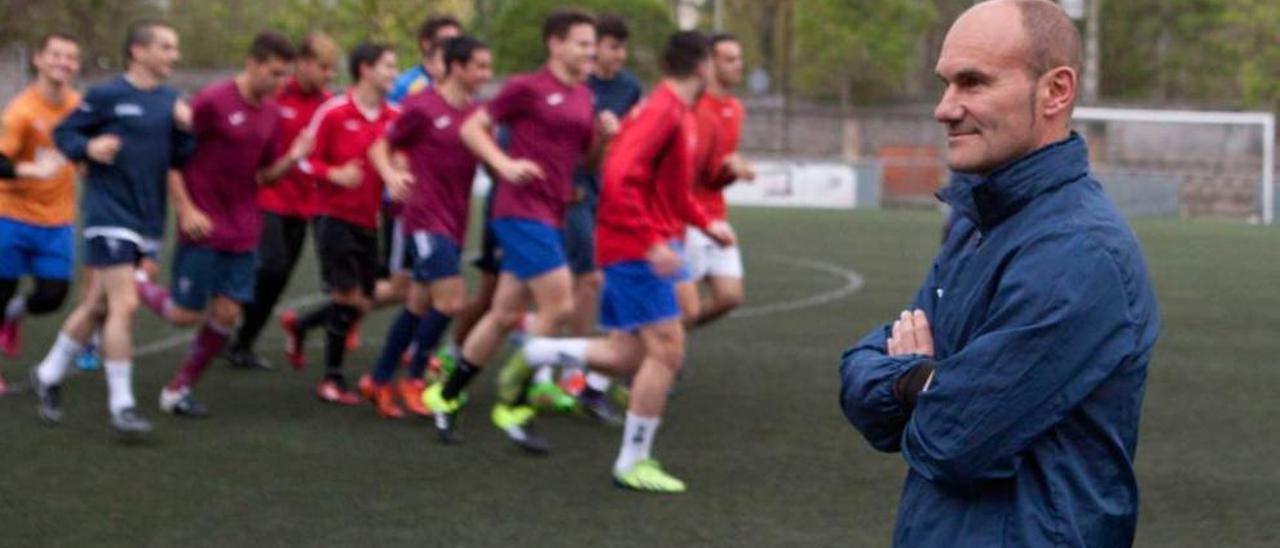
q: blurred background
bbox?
[1,0,1276,222]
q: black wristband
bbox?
[0,154,15,179]
[894,359,936,413]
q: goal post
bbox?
[1074,107,1277,225]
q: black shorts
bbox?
[314,215,378,296]
[257,211,309,277]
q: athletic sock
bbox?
[323,304,360,383]
[523,337,589,369]
[235,274,288,351]
[372,309,420,384]
[104,359,136,415]
[5,294,27,323]
[135,278,173,318]
[407,308,451,378]
[586,371,612,392]
[36,332,83,385]
[296,303,331,335]
[615,413,660,474]
[441,357,479,401]
[167,321,231,391]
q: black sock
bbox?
[298,303,332,334]
[442,357,480,401]
[324,304,360,381]
[235,273,289,351]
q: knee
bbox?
[108,293,138,317]
[434,296,464,317]
[651,343,686,372]
[27,279,70,314]
[577,271,603,293]
[717,289,744,311]
[211,300,241,327]
[493,307,526,331]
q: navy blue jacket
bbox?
[840,134,1159,547]
[54,75,193,239]
[573,70,642,194]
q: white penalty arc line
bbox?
[728,256,865,319]
[134,257,863,354]
[135,292,329,357]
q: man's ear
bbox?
[1041,66,1077,118]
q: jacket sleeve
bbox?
[603,105,677,250]
[900,235,1138,486]
[839,264,940,452]
[299,108,334,182]
[54,87,111,162]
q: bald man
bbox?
[838,1,1159,546]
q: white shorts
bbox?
[685,225,744,280]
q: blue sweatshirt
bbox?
[839,133,1159,547]
[573,70,642,194]
[54,75,193,239]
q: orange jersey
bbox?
[0,86,81,226]
[691,92,744,221]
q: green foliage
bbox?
[485,0,675,81]
[792,0,935,103]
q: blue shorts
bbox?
[407,231,462,283]
[599,261,681,332]
[492,218,567,280]
[0,218,73,279]
[170,244,257,310]
[669,239,692,283]
[83,228,161,268]
[564,183,599,275]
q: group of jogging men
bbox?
[0,9,754,493]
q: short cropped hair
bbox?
[443,35,488,75]
[348,42,391,82]
[1014,0,1082,78]
[418,15,463,54]
[123,20,175,62]
[661,31,709,78]
[543,9,596,44]
[249,31,297,62]
[596,14,629,42]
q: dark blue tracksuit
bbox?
[840,134,1159,547]
[54,75,193,240]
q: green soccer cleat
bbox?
[491,403,550,454]
[528,380,578,413]
[423,382,465,444]
[613,459,687,494]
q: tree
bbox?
[791,0,935,105]
[485,0,676,81]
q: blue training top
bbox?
[54,75,193,240]
[573,69,642,193]
[839,133,1160,547]
[388,64,431,105]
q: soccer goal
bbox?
[1073,107,1276,224]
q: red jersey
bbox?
[300,91,399,229]
[596,83,712,267]
[182,79,281,252]
[257,78,330,218]
[691,92,745,221]
[486,67,595,228]
[386,88,480,245]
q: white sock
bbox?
[586,371,612,392]
[5,294,27,322]
[533,365,555,384]
[614,413,660,474]
[523,337,588,368]
[104,359,136,415]
[36,332,83,385]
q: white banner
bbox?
[723,161,858,209]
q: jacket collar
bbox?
[937,132,1090,229]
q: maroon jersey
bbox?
[300,92,399,229]
[387,88,480,246]
[486,67,594,228]
[257,78,330,218]
[181,79,281,252]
